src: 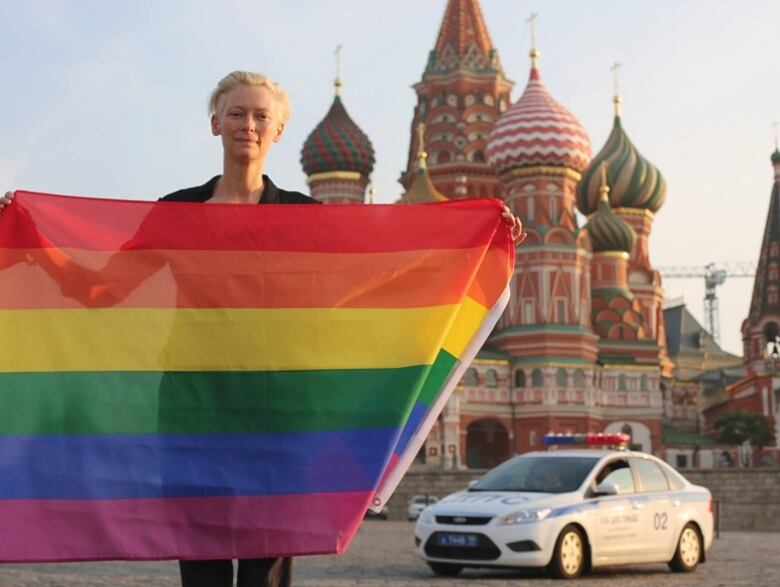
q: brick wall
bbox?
[684,469,780,532]
[387,468,780,531]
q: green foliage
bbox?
[714,409,776,448]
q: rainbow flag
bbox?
[0,191,513,562]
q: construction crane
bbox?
[658,262,756,344]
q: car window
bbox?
[469,456,599,494]
[595,459,635,494]
[631,458,670,492]
[658,462,686,491]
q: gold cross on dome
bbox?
[610,62,622,116]
[526,13,538,50]
[334,44,343,95]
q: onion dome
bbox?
[577,108,666,215]
[586,164,636,253]
[300,81,375,177]
[486,50,591,175]
[402,124,448,203]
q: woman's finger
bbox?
[0,192,14,212]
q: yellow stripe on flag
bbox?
[0,306,462,373]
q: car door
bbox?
[629,457,675,561]
[589,458,645,565]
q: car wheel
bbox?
[427,562,463,576]
[548,525,586,579]
[669,524,701,572]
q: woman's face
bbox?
[211,85,284,164]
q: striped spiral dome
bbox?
[486,68,591,175]
[300,95,375,177]
[576,116,666,215]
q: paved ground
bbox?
[1,521,777,586]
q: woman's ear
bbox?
[274,122,285,143]
[211,114,221,136]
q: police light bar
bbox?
[542,433,630,447]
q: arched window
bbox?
[472,150,485,163]
[640,374,650,391]
[618,374,627,391]
[556,368,567,388]
[464,368,478,386]
[573,369,586,388]
[485,369,498,388]
[437,151,451,164]
[514,370,526,388]
[531,368,543,387]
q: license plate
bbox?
[436,533,478,547]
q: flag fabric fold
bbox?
[0,191,513,563]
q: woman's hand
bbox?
[501,204,526,245]
[0,191,14,213]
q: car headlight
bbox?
[496,508,552,526]
[418,511,435,525]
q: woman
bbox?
[0,71,524,587]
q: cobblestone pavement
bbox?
[1,521,778,587]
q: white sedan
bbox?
[414,434,713,579]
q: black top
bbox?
[161,175,319,205]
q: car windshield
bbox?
[469,456,599,493]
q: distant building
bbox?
[661,302,742,468]
[702,150,780,465]
[299,0,766,469]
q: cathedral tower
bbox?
[577,81,672,377]
[485,37,597,366]
[400,0,513,198]
[742,149,780,373]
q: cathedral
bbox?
[296,0,766,469]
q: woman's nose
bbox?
[242,115,256,131]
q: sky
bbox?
[1,0,778,355]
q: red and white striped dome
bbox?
[486,67,591,175]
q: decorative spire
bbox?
[527,13,539,71]
[416,122,428,171]
[599,161,610,201]
[610,62,622,117]
[402,122,448,203]
[747,152,780,321]
[334,44,343,96]
[426,0,501,75]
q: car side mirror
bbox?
[594,481,618,496]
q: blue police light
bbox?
[542,433,630,447]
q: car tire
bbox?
[668,523,701,573]
[548,525,586,579]
[427,562,463,577]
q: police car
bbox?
[414,433,713,579]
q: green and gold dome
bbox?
[585,165,636,253]
[576,101,666,216]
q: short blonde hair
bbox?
[208,71,291,123]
